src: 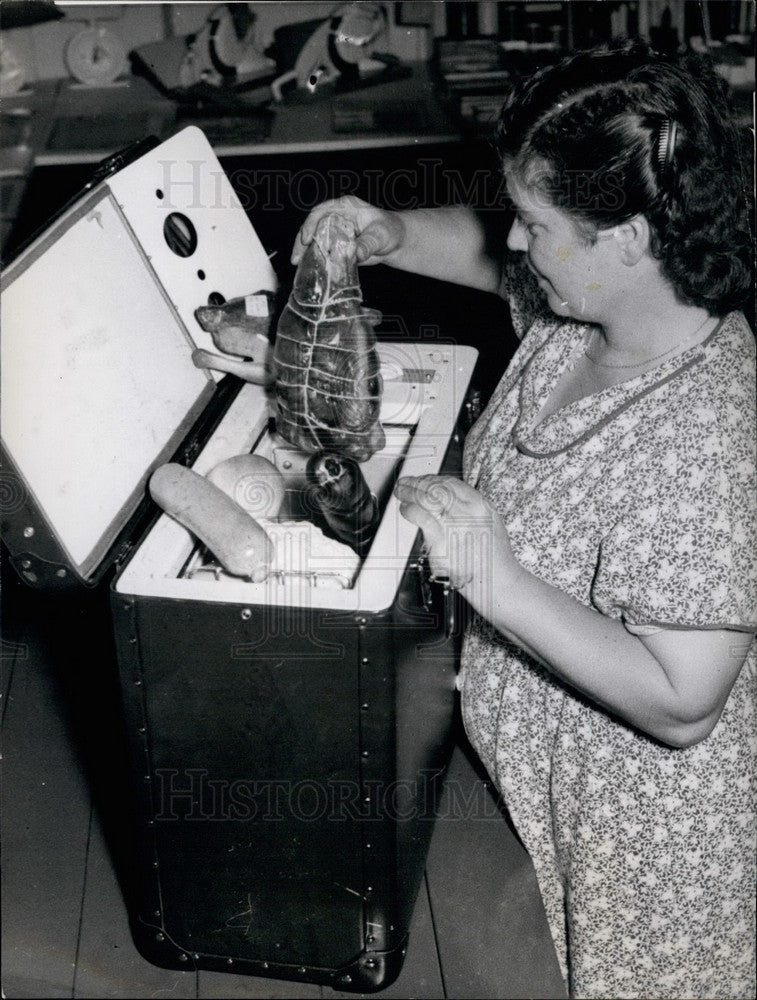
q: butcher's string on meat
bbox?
[275,228,381,445]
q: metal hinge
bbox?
[181,440,200,466]
[115,540,134,565]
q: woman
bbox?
[292,44,755,999]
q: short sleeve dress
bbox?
[460,269,757,1000]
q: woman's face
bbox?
[506,172,619,322]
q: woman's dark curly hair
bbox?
[496,40,753,315]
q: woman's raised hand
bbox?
[291,195,405,267]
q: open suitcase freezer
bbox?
[112,345,475,991]
[1,128,477,992]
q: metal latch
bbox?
[411,553,458,640]
[464,389,482,430]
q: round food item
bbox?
[149,463,273,581]
[207,454,286,519]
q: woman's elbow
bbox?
[658,706,723,749]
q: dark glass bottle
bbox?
[305,452,379,557]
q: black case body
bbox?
[110,448,463,993]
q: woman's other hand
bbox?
[394,475,513,593]
[291,195,405,267]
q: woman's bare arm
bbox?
[473,560,751,748]
[395,474,752,748]
[291,197,502,293]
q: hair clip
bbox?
[657,118,678,173]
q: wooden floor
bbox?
[1,566,566,1000]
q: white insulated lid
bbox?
[0,127,277,582]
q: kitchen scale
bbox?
[65,23,128,87]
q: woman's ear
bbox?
[612,215,651,265]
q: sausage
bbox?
[149,463,273,581]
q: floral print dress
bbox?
[459,277,757,999]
